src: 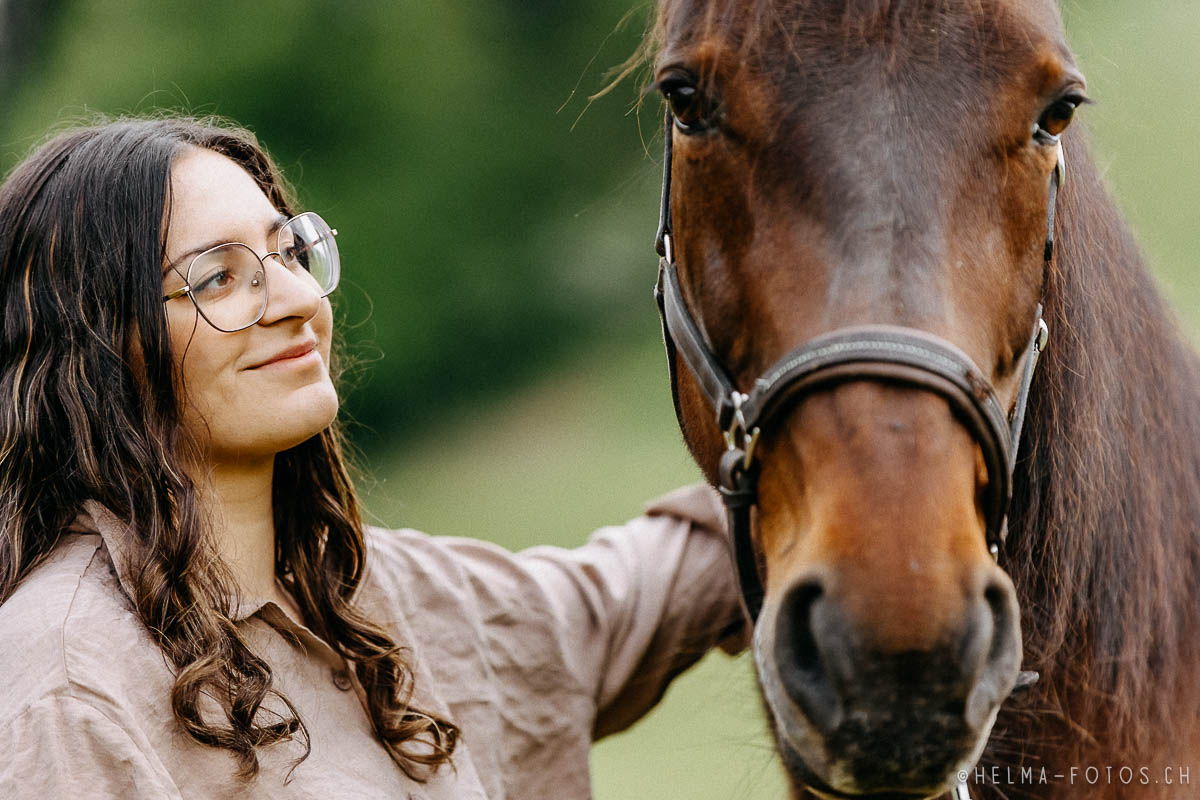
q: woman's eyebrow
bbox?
[164,239,224,275]
[163,213,291,276]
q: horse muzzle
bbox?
[754,563,1022,798]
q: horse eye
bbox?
[1035,94,1087,140]
[659,76,715,133]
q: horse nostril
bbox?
[984,582,1007,616]
[983,579,1017,662]
[984,582,1012,623]
[964,575,1022,729]
[773,578,844,734]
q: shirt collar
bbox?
[70,502,454,725]
[72,500,274,622]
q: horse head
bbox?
[648,0,1085,794]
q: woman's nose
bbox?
[259,254,321,325]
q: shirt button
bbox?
[331,667,353,691]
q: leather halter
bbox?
[653,110,1063,622]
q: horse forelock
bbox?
[652,0,1067,73]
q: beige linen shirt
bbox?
[0,485,747,799]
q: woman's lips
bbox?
[249,341,319,369]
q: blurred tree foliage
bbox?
[0,0,663,449]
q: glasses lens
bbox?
[187,244,267,331]
[277,212,339,297]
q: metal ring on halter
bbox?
[722,392,762,470]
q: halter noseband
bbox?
[653,109,1063,622]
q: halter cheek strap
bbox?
[652,109,1064,622]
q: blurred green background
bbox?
[1,1,1195,797]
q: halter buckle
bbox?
[723,392,762,470]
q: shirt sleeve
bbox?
[515,483,750,737]
[0,693,181,799]
[358,483,749,798]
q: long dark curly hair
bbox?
[0,116,458,779]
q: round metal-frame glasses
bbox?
[161,211,339,333]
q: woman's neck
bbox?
[201,456,282,604]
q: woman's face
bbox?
[163,147,338,463]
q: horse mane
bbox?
[1003,125,1200,761]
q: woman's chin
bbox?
[271,394,340,453]
[201,385,341,461]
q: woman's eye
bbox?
[1035,94,1087,141]
[194,269,234,296]
[659,77,715,133]
[283,242,311,271]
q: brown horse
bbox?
[640,0,1200,797]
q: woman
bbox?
[0,118,746,798]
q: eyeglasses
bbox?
[161,211,340,333]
